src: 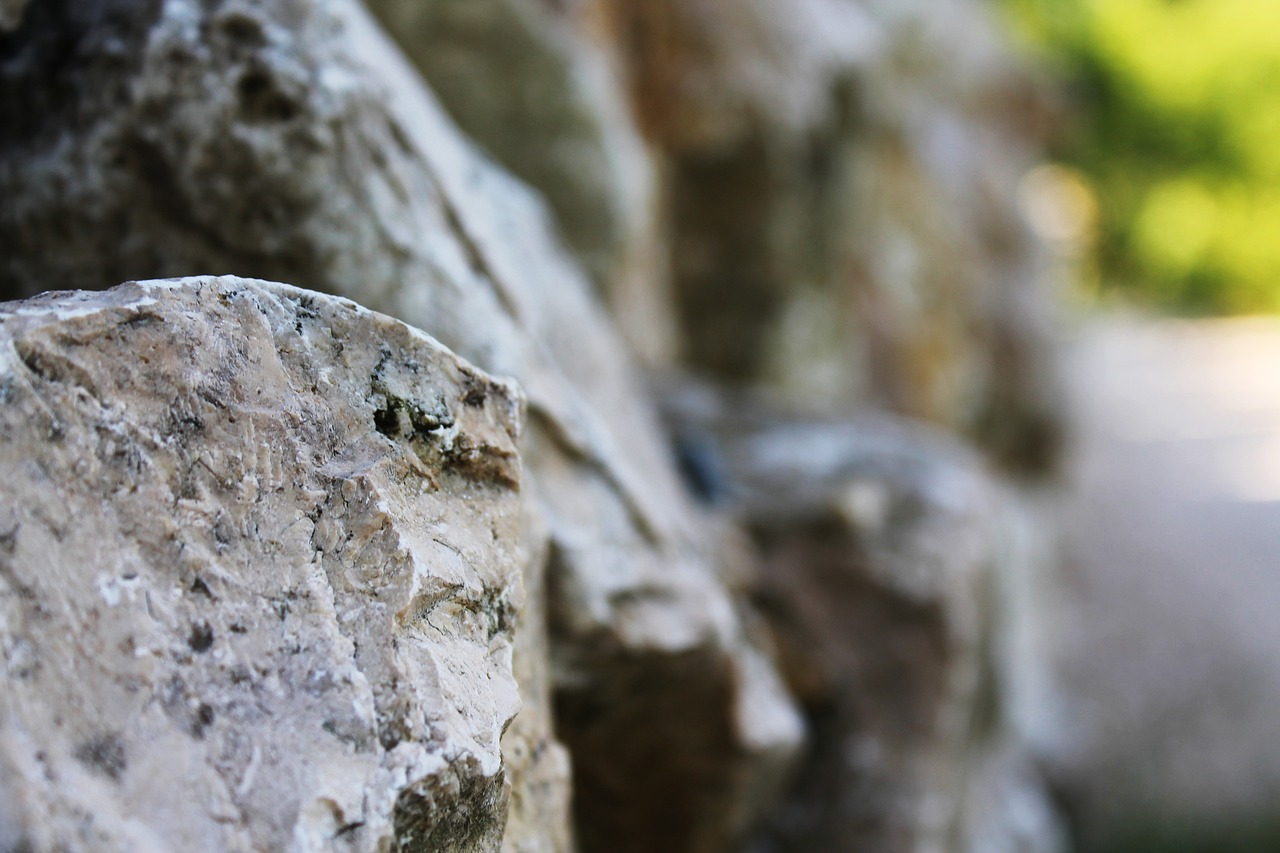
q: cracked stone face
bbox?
[0,276,525,852]
[0,2,804,848]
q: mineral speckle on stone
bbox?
[0,2,805,848]
[0,276,526,852]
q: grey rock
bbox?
[0,276,525,852]
[0,1,804,849]
[363,0,667,346]
[661,384,1064,853]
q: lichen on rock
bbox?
[0,276,528,851]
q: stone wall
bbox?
[365,0,1066,475]
[0,0,1067,851]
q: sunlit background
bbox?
[994,3,1280,851]
[1003,0,1280,314]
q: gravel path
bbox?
[1054,315,1280,845]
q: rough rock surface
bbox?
[662,385,1064,853]
[0,277,526,852]
[363,0,671,364]
[0,1,803,850]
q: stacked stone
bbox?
[0,1,1065,851]
[367,0,1069,849]
[362,0,1065,473]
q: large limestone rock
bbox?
[358,0,1067,471]
[0,1,803,849]
[662,385,1064,853]
[0,277,526,852]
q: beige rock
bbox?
[0,276,526,852]
[661,385,1064,853]
[497,497,574,853]
[0,1,804,849]
[363,0,675,366]
[363,0,646,278]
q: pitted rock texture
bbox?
[0,277,526,852]
[0,2,803,849]
[661,385,1064,853]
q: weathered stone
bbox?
[661,384,1064,853]
[363,0,645,280]
[0,276,525,852]
[363,0,675,366]
[601,0,1065,473]
[0,1,804,849]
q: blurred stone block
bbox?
[661,383,1065,853]
[605,0,1066,474]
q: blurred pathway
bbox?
[1055,315,1280,845]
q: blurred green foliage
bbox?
[1000,0,1280,313]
